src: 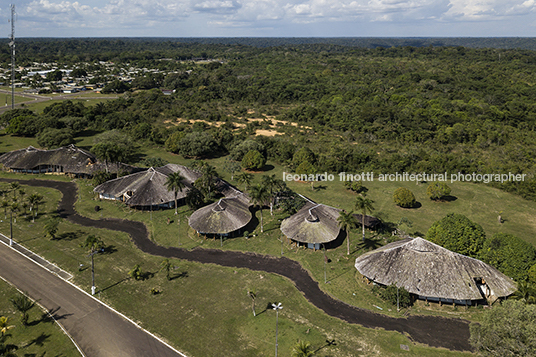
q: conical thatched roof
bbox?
[94,164,200,207]
[188,196,252,234]
[355,237,517,301]
[280,201,341,244]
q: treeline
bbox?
[2,44,536,201]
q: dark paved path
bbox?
[3,178,473,352]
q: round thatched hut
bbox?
[355,237,517,305]
[188,197,252,237]
[280,202,342,250]
[94,164,200,209]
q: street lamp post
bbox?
[88,248,104,295]
[9,209,13,246]
[272,302,283,357]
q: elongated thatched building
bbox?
[280,201,342,250]
[188,196,251,237]
[94,164,200,209]
[355,237,517,305]
[0,145,135,177]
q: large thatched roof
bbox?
[280,201,341,244]
[0,145,137,175]
[355,237,517,301]
[94,164,200,207]
[188,196,251,234]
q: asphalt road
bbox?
[0,240,187,357]
[0,178,473,353]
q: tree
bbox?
[178,132,218,159]
[10,203,19,223]
[195,163,219,200]
[241,150,266,171]
[1,200,8,220]
[511,281,536,304]
[230,140,265,161]
[27,193,42,223]
[354,195,375,241]
[470,300,536,356]
[166,172,186,215]
[248,184,270,233]
[10,293,35,326]
[337,210,358,255]
[291,340,314,357]
[223,159,241,181]
[529,264,536,285]
[43,216,61,240]
[81,234,105,253]
[37,128,75,148]
[102,79,131,94]
[479,233,536,282]
[9,182,20,201]
[393,187,416,208]
[91,130,135,170]
[129,264,143,280]
[261,174,286,215]
[160,259,173,281]
[295,161,316,190]
[426,182,452,200]
[235,172,253,191]
[185,187,204,210]
[426,213,486,258]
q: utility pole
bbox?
[9,4,15,109]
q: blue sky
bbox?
[0,0,535,38]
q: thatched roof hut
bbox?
[94,164,200,208]
[0,145,137,177]
[355,237,517,304]
[280,201,341,248]
[188,196,252,235]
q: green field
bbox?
[3,129,536,355]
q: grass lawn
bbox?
[0,279,81,356]
[0,174,475,356]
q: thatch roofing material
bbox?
[280,202,341,244]
[0,145,95,172]
[188,196,252,234]
[355,237,517,301]
[0,145,137,175]
[94,164,200,206]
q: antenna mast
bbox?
[9,4,15,109]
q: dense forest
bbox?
[2,39,536,201]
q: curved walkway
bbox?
[5,178,472,352]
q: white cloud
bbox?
[444,0,536,20]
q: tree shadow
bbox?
[101,245,118,255]
[28,312,54,326]
[356,237,383,252]
[441,195,457,202]
[99,277,129,293]
[169,271,188,281]
[140,271,156,281]
[313,185,327,191]
[26,333,51,347]
[261,164,275,171]
[54,230,85,241]
[314,339,337,354]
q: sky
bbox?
[0,0,534,38]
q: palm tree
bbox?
[262,174,285,215]
[9,182,20,201]
[511,281,536,304]
[165,172,186,215]
[248,184,270,233]
[17,189,25,205]
[10,293,35,326]
[236,172,253,191]
[27,193,40,223]
[43,216,60,240]
[354,195,375,242]
[1,200,8,220]
[291,340,314,357]
[337,210,358,255]
[160,258,173,281]
[0,316,14,337]
[10,203,18,224]
[197,163,218,200]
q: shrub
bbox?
[374,284,412,308]
[129,264,143,280]
[393,187,416,208]
[426,182,451,200]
